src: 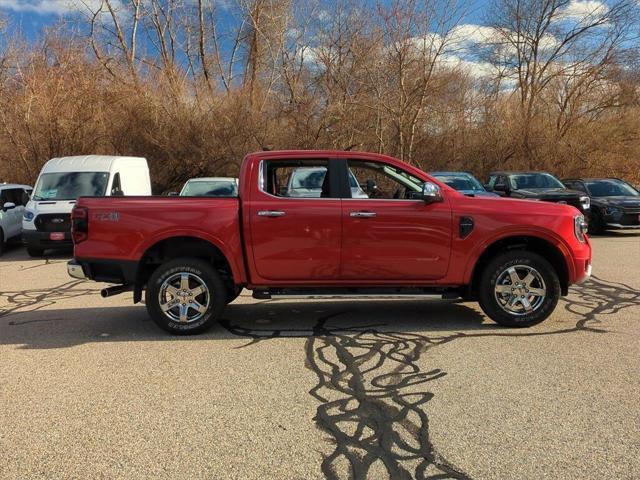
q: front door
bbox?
[248,158,342,281]
[340,159,453,280]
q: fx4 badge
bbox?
[94,212,120,222]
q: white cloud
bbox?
[0,0,81,14]
[449,24,499,47]
[0,0,124,16]
[556,0,609,22]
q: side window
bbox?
[573,182,587,193]
[0,189,7,205]
[346,160,423,200]
[262,160,331,198]
[9,189,23,205]
[487,175,497,189]
[111,173,123,196]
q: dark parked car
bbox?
[485,171,590,214]
[562,178,640,234]
[430,172,500,197]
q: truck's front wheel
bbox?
[146,258,227,334]
[478,251,560,328]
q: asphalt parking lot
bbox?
[1,233,639,480]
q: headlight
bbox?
[23,211,34,221]
[574,214,588,243]
[579,196,590,210]
[603,206,620,216]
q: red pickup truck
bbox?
[67,150,592,334]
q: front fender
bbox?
[461,226,573,285]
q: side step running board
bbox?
[252,288,462,301]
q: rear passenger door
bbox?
[247,158,343,281]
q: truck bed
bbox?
[73,196,245,282]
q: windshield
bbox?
[586,179,639,197]
[433,174,483,191]
[181,180,237,197]
[510,173,564,190]
[32,172,109,200]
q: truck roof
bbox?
[42,155,148,173]
[248,149,398,160]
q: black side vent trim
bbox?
[459,216,474,239]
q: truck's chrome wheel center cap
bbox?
[494,265,546,316]
[159,272,210,323]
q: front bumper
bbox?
[22,230,72,249]
[67,260,87,280]
[575,261,592,284]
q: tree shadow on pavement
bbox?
[1,275,639,479]
[219,276,640,480]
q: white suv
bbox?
[0,183,32,255]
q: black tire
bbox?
[226,286,242,304]
[478,250,560,328]
[27,246,44,257]
[146,257,227,335]
[588,211,605,235]
[0,229,4,256]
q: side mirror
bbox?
[3,202,16,211]
[167,191,179,196]
[422,182,443,204]
[365,179,377,192]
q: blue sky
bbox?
[1,0,490,40]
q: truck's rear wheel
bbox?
[478,250,560,328]
[146,258,226,334]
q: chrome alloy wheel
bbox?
[494,265,547,316]
[158,272,210,323]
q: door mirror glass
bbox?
[3,202,16,211]
[421,182,443,204]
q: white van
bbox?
[22,155,151,256]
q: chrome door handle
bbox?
[257,210,286,217]
[350,211,377,218]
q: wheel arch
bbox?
[468,235,570,297]
[134,236,238,303]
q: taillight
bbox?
[71,206,88,243]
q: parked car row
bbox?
[427,170,640,234]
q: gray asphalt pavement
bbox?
[1,233,639,479]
